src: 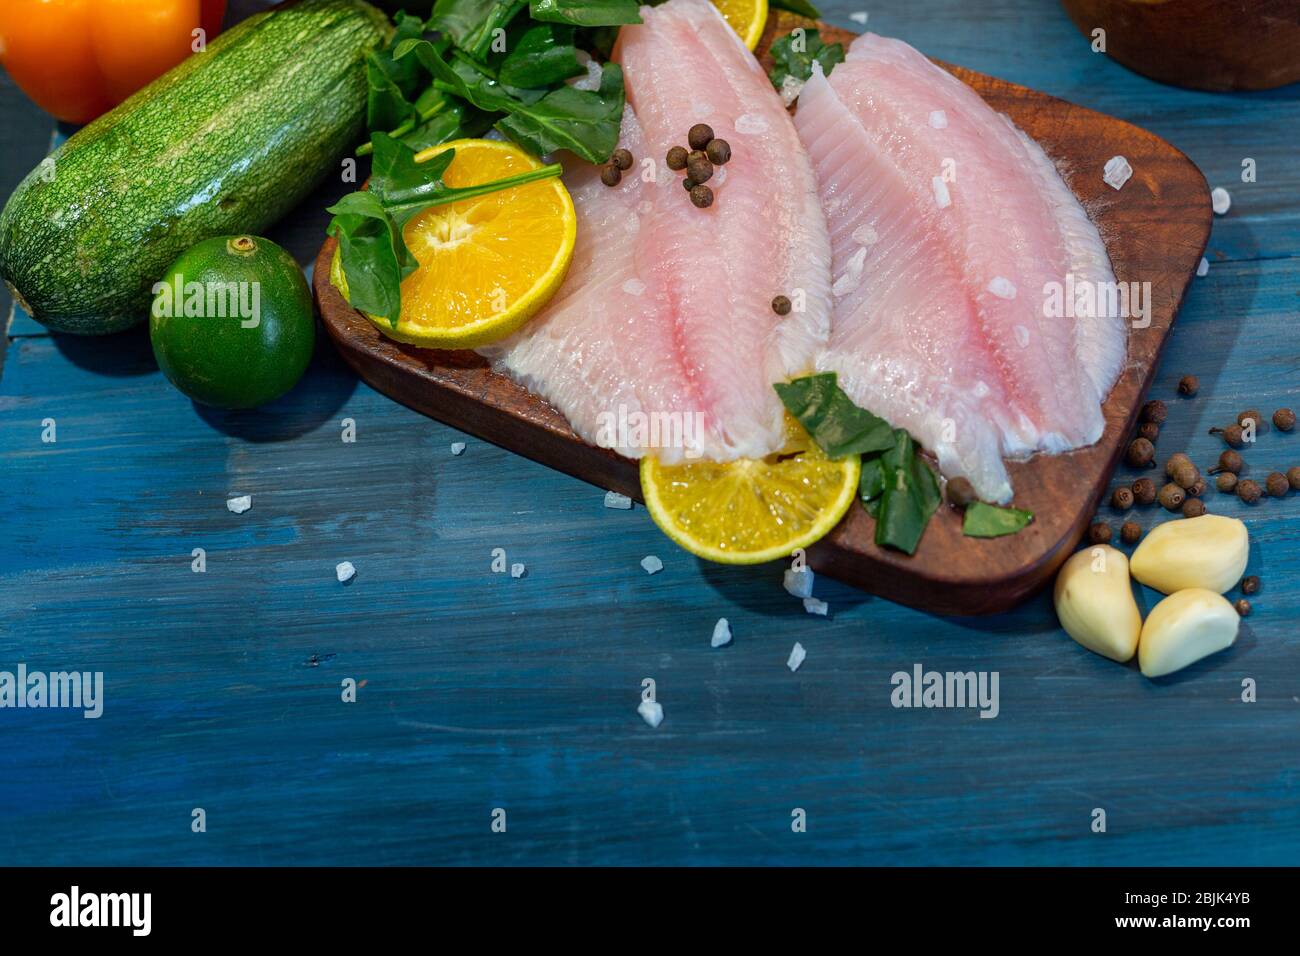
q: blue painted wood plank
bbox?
[0,0,1297,866]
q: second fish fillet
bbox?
[478,0,831,464]
[795,34,1124,503]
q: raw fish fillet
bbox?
[795,34,1123,502]
[478,0,831,463]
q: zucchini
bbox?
[0,0,391,335]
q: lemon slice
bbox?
[713,0,768,50]
[641,417,861,565]
[333,138,576,349]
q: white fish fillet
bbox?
[478,0,832,463]
[795,34,1123,502]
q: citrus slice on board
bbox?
[331,138,576,349]
[640,416,861,565]
[713,0,768,50]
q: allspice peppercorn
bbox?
[1288,466,1300,490]
[1158,482,1185,511]
[1265,472,1290,497]
[1111,486,1134,510]
[1138,422,1160,443]
[666,146,688,171]
[1171,460,1200,490]
[689,184,714,209]
[1182,498,1206,518]
[1274,408,1295,431]
[771,295,792,316]
[1211,424,1246,447]
[1215,472,1238,493]
[1165,452,1192,478]
[1237,478,1262,504]
[600,164,622,187]
[1188,476,1207,498]
[946,476,976,508]
[1126,437,1155,468]
[1209,449,1242,474]
[1088,521,1112,544]
[1234,598,1252,617]
[687,123,714,151]
[1141,399,1168,424]
[1177,374,1199,396]
[612,148,634,171]
[1132,477,1157,505]
[1120,521,1142,545]
[1238,408,1267,432]
[1241,575,1260,595]
[705,138,731,166]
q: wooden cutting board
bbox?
[312,13,1212,615]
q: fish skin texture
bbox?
[797,34,1123,503]
[478,0,831,464]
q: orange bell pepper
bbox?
[0,0,227,124]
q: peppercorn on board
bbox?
[314,12,1212,615]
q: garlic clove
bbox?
[1053,545,1142,663]
[1129,514,1248,595]
[1139,588,1240,678]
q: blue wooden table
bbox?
[1,1,1296,866]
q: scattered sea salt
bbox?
[1211,187,1231,215]
[1014,324,1031,348]
[780,75,806,107]
[928,110,948,129]
[226,495,251,514]
[783,567,814,599]
[638,699,664,728]
[335,561,356,584]
[852,224,878,246]
[734,113,768,135]
[1197,256,1209,277]
[973,380,991,399]
[787,642,806,672]
[849,11,869,24]
[622,278,646,296]
[510,562,526,579]
[712,167,727,186]
[832,244,869,297]
[803,597,829,617]
[570,53,603,92]
[604,491,634,510]
[1103,155,1132,191]
[932,176,951,209]
[692,100,714,118]
[987,276,1017,300]
[711,618,732,648]
[641,555,663,575]
[450,442,466,456]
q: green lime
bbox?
[149,235,315,409]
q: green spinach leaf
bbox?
[774,372,895,459]
[962,502,1034,538]
[873,431,941,555]
[770,1,822,17]
[529,0,642,27]
[497,22,584,89]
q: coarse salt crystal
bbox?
[780,75,805,107]
[1211,187,1231,215]
[604,491,633,510]
[932,176,951,209]
[852,224,878,246]
[450,442,466,456]
[692,100,713,118]
[712,167,727,186]
[641,555,663,575]
[987,276,1017,300]
[1103,155,1132,191]
[849,11,869,24]
[832,244,868,297]
[803,597,829,616]
[973,380,991,398]
[928,110,948,129]
[787,642,806,672]
[226,495,251,514]
[638,699,663,728]
[1197,257,1209,277]
[335,561,356,583]
[1014,325,1031,348]
[622,278,646,296]
[711,618,732,648]
[734,113,768,135]
[783,567,814,599]
[570,54,602,92]
[510,563,526,579]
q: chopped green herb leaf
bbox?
[874,430,940,555]
[775,372,895,459]
[529,0,642,27]
[769,0,822,17]
[768,27,844,92]
[496,22,584,88]
[962,501,1034,538]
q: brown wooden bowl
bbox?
[1060,0,1300,91]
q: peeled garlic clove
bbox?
[1053,544,1142,662]
[1129,514,1248,594]
[1139,588,1239,678]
